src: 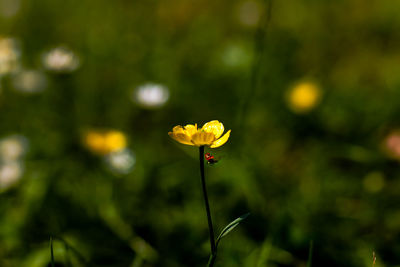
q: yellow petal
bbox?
[210,130,231,148]
[172,125,185,133]
[184,124,198,136]
[168,131,194,146]
[191,131,216,146]
[202,120,224,139]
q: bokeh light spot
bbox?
[105,148,136,174]
[12,70,47,94]
[0,161,23,190]
[286,81,321,114]
[0,0,20,18]
[363,171,385,193]
[0,36,20,75]
[383,131,400,160]
[83,130,127,155]
[0,135,28,162]
[236,0,262,27]
[132,83,170,109]
[42,46,80,72]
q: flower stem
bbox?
[199,146,217,266]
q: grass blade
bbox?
[50,236,55,267]
[216,213,250,247]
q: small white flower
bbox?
[132,83,170,109]
[105,148,136,174]
[42,46,80,72]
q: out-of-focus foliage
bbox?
[0,0,400,266]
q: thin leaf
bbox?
[50,236,55,267]
[216,213,250,247]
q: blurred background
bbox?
[1,0,400,266]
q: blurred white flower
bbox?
[0,161,23,190]
[105,148,136,174]
[0,36,20,75]
[132,83,169,109]
[0,0,20,18]
[0,135,28,162]
[12,70,47,93]
[42,46,80,72]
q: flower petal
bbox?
[210,130,231,148]
[184,124,198,136]
[172,125,185,133]
[168,131,194,145]
[169,125,193,145]
[202,120,224,139]
[191,131,216,146]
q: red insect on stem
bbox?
[205,153,219,165]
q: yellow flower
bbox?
[84,130,127,155]
[169,120,231,148]
[287,82,321,113]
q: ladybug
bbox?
[205,153,219,165]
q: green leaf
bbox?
[216,213,250,247]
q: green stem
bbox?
[199,146,217,266]
[207,253,217,267]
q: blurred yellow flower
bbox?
[84,130,127,155]
[169,120,231,148]
[287,82,321,113]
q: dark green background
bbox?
[1,0,400,266]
